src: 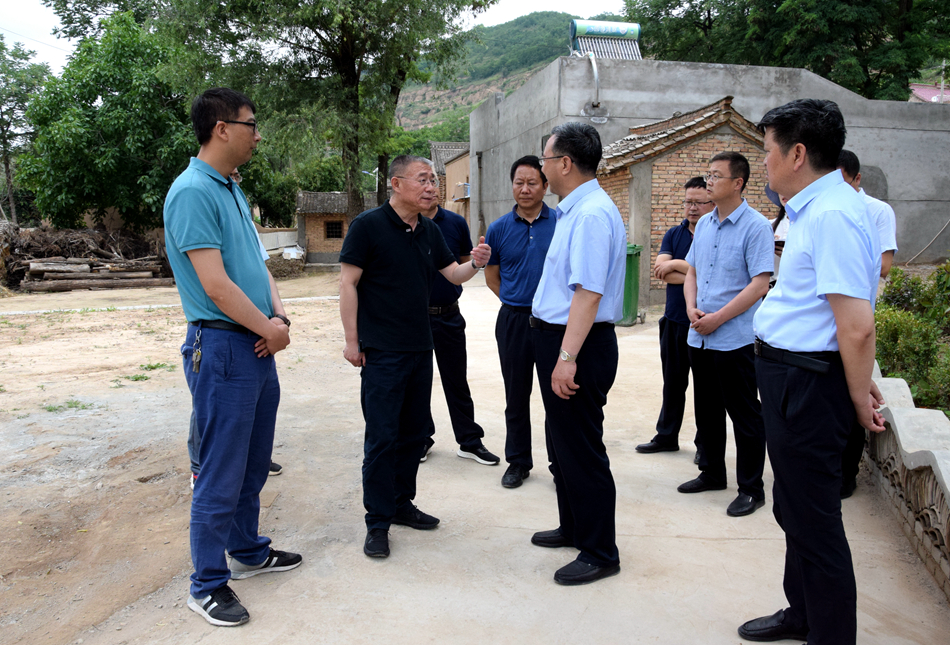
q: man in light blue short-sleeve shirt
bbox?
[678,151,773,519]
[528,122,626,587]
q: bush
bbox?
[880,263,950,335]
[912,348,950,418]
[875,305,940,385]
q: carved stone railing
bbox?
[865,369,950,603]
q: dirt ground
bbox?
[1,272,949,645]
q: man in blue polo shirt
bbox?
[637,176,714,458]
[678,152,773,519]
[739,99,884,645]
[529,122,627,586]
[340,155,491,559]
[485,155,556,489]
[164,87,301,628]
[420,192,500,466]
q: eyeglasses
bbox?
[703,172,738,183]
[395,176,440,188]
[539,154,573,164]
[683,200,712,207]
[221,120,260,133]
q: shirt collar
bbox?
[786,170,843,222]
[432,207,445,222]
[709,198,750,226]
[189,157,230,185]
[554,178,600,219]
[512,202,552,223]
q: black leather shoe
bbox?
[840,478,857,499]
[635,440,679,453]
[531,528,573,548]
[553,559,620,586]
[727,494,766,517]
[391,504,440,530]
[364,528,390,558]
[738,609,808,642]
[501,464,529,488]
[677,476,727,493]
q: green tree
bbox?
[0,37,49,225]
[19,13,193,230]
[624,0,950,99]
[162,0,495,219]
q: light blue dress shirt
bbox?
[685,199,774,351]
[754,171,881,352]
[532,179,627,324]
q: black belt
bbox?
[529,316,614,332]
[191,319,253,335]
[754,337,836,374]
[428,301,460,316]
[503,304,533,314]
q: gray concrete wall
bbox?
[470,56,950,272]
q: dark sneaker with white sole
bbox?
[229,548,302,579]
[269,461,282,476]
[187,584,249,627]
[457,444,500,465]
[420,437,435,463]
[391,504,440,530]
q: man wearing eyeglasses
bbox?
[677,152,774,519]
[637,176,714,460]
[529,122,627,586]
[164,88,300,627]
[339,155,491,560]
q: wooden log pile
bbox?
[19,256,175,292]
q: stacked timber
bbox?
[19,257,175,292]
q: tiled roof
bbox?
[296,191,382,214]
[429,141,470,174]
[599,96,763,173]
[909,83,950,104]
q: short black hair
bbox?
[757,99,847,173]
[837,149,860,178]
[550,122,602,176]
[191,88,256,146]
[709,151,751,193]
[510,155,547,184]
[389,155,433,179]
[684,176,707,190]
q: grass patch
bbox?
[124,374,150,382]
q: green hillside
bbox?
[396,11,624,132]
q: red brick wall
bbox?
[602,132,776,293]
[305,213,349,255]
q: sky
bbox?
[2,0,627,75]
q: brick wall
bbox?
[304,213,349,255]
[602,132,777,293]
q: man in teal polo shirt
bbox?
[164,87,301,627]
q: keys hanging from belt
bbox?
[193,328,202,373]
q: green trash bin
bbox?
[619,243,642,326]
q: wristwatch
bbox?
[471,258,483,270]
[275,313,291,327]
[559,348,576,363]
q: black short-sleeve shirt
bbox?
[659,219,694,326]
[429,207,471,306]
[339,201,456,352]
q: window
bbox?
[325,221,343,239]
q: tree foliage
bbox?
[464,12,576,80]
[624,0,950,99]
[160,0,495,219]
[19,13,193,230]
[0,37,49,224]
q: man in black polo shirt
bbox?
[421,193,500,466]
[637,177,714,460]
[339,155,492,559]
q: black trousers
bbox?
[841,421,866,485]
[654,316,696,447]
[757,354,857,645]
[427,310,484,449]
[496,305,538,469]
[361,349,432,530]
[688,343,766,499]
[534,323,619,567]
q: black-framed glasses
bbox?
[395,176,440,188]
[539,154,572,164]
[684,200,712,207]
[221,120,260,133]
[703,172,738,183]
